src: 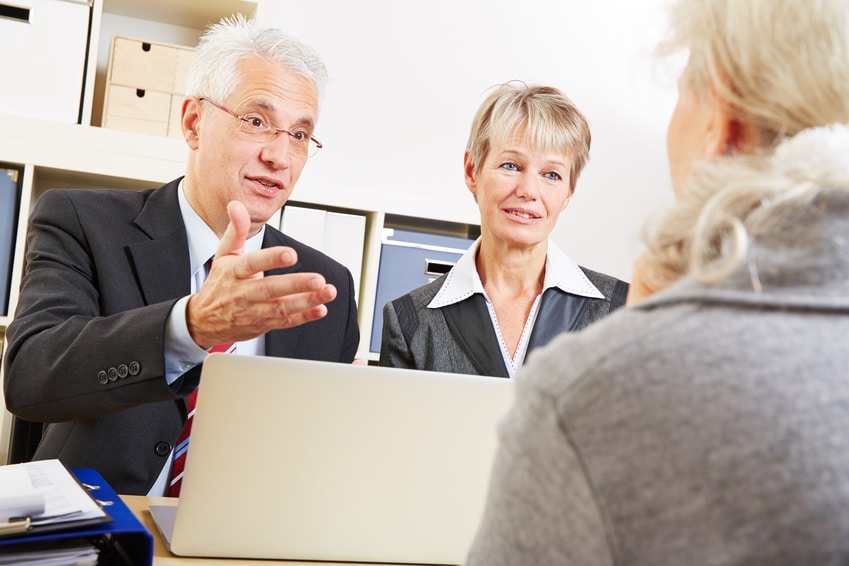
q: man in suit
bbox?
[3,15,359,495]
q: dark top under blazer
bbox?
[3,178,360,494]
[379,267,628,377]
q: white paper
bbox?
[0,460,106,525]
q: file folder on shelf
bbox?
[280,204,367,302]
[0,464,153,565]
[0,163,22,316]
[369,228,475,353]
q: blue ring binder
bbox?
[0,468,153,565]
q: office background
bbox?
[0,0,678,462]
[255,0,679,281]
[94,0,679,281]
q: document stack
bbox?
[0,459,152,565]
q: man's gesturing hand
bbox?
[186,201,337,350]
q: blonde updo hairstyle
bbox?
[640,0,849,288]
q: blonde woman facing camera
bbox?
[467,0,849,564]
[380,83,628,377]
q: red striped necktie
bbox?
[168,340,236,497]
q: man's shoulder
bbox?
[39,181,172,211]
[31,183,178,232]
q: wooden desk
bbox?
[122,495,410,565]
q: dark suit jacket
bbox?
[3,179,359,494]
[379,268,627,377]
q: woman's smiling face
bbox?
[465,136,574,250]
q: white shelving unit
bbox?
[0,0,478,463]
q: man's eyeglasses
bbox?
[199,97,323,158]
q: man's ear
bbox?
[181,97,202,149]
[463,152,478,199]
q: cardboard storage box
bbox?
[102,36,196,138]
[0,0,91,123]
[102,85,171,137]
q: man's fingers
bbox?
[189,280,336,347]
[239,274,335,304]
[230,286,336,336]
[215,201,252,259]
[234,246,299,279]
[274,286,336,327]
[280,303,330,327]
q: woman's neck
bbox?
[476,237,547,297]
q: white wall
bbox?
[256,1,680,281]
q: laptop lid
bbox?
[157,354,513,564]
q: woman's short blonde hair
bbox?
[465,82,591,193]
[642,0,849,288]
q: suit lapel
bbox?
[127,180,191,305]
[527,288,590,352]
[442,295,509,378]
[444,288,593,375]
[261,228,303,357]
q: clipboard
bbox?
[0,465,153,565]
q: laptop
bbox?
[150,353,513,564]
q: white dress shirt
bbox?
[150,182,266,495]
[428,238,604,378]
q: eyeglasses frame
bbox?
[198,96,323,157]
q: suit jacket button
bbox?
[117,364,129,378]
[107,367,119,381]
[97,371,108,385]
[154,441,172,457]
[128,361,141,375]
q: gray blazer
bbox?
[379,267,628,376]
[3,179,359,494]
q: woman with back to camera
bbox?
[379,82,628,377]
[466,0,849,564]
